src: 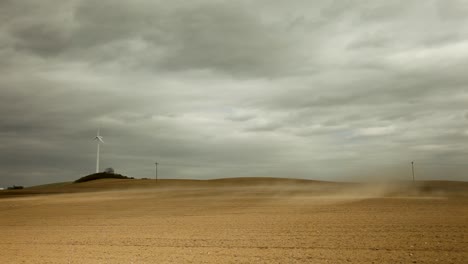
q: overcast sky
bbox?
[1,0,468,186]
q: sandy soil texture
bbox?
[0,179,467,263]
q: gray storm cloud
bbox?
[0,0,467,186]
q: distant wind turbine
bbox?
[94,128,104,173]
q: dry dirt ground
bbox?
[0,178,467,263]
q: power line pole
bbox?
[155,162,158,182]
[411,161,415,184]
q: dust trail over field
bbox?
[1,178,467,263]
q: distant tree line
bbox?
[74,172,134,183]
[7,185,24,190]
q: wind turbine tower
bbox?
[94,128,104,173]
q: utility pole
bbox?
[155,162,158,181]
[411,161,415,184]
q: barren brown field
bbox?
[1,178,467,263]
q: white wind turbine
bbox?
[94,128,104,173]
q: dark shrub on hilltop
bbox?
[7,185,24,190]
[74,172,134,183]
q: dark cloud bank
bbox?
[1,0,468,186]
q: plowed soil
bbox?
[1,179,467,263]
